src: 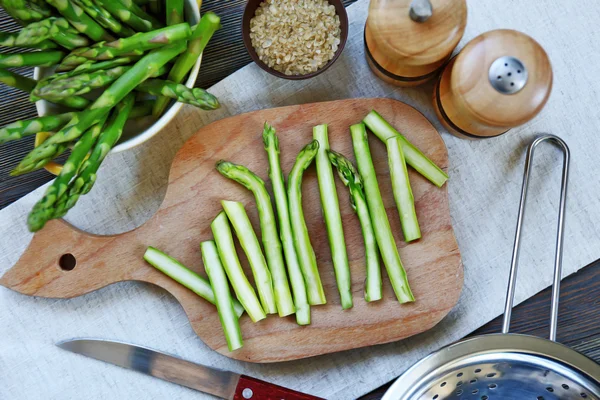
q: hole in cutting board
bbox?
[59,253,76,271]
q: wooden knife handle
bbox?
[234,375,324,400]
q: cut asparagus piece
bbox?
[51,28,91,50]
[387,136,421,242]
[96,0,155,32]
[313,124,352,310]
[153,12,220,116]
[363,110,448,187]
[73,0,136,37]
[264,125,313,325]
[211,211,266,323]
[351,123,414,303]
[222,200,277,315]
[165,0,183,25]
[328,150,382,302]
[216,161,295,317]
[201,240,244,352]
[144,246,245,317]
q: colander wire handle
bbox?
[501,135,570,341]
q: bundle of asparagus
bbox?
[0,0,223,231]
[145,114,448,351]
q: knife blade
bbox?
[57,338,323,400]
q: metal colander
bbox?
[383,136,600,400]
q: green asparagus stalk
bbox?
[28,40,61,50]
[166,0,183,25]
[0,112,75,145]
[211,211,267,323]
[350,123,414,303]
[52,94,135,218]
[0,69,36,93]
[58,23,192,69]
[13,41,186,177]
[201,240,244,352]
[144,246,245,317]
[27,115,108,232]
[116,0,163,28]
[313,124,352,310]
[46,0,114,41]
[0,17,69,47]
[363,110,448,187]
[221,200,277,315]
[34,65,130,100]
[1,0,51,22]
[216,161,295,317]
[73,0,136,37]
[0,51,65,68]
[387,136,421,242]
[51,28,91,50]
[328,150,382,302]
[263,125,319,320]
[0,69,91,110]
[50,56,139,80]
[153,12,221,116]
[287,140,324,310]
[96,0,155,32]
[136,79,220,110]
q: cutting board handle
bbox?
[0,219,147,298]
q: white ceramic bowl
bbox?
[33,0,201,153]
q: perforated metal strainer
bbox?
[383,135,600,400]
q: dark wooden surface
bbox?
[0,1,598,398]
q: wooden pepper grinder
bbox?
[433,29,553,139]
[365,0,467,86]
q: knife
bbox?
[57,338,323,400]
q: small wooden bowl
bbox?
[242,0,349,80]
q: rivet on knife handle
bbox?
[234,375,324,400]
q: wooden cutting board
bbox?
[0,98,463,363]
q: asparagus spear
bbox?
[263,125,320,319]
[0,17,70,47]
[27,40,61,50]
[166,0,183,25]
[328,150,382,302]
[115,0,163,28]
[0,101,149,145]
[51,28,91,50]
[46,0,114,41]
[387,136,421,242]
[211,211,267,323]
[363,110,448,187]
[52,94,135,218]
[350,123,414,303]
[136,79,220,110]
[0,112,75,145]
[222,200,277,315]
[27,115,109,232]
[201,240,244,352]
[58,23,192,69]
[286,141,322,324]
[13,41,186,177]
[73,0,136,37]
[144,246,245,317]
[0,69,91,110]
[313,124,352,310]
[216,161,295,317]
[1,0,51,22]
[34,65,129,101]
[153,12,221,116]
[50,56,139,80]
[0,51,66,68]
[96,0,155,32]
